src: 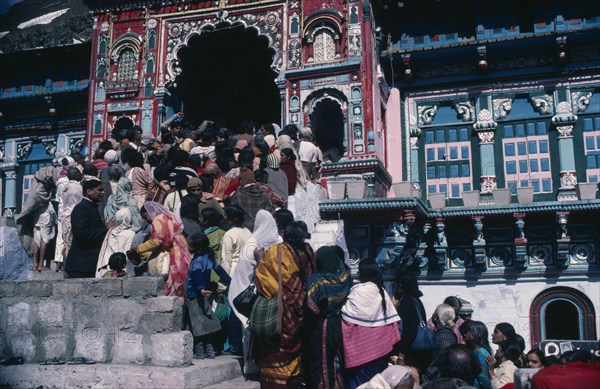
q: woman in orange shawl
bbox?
[131,201,191,297]
[253,221,316,388]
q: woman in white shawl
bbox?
[228,209,281,374]
[341,259,401,389]
[96,208,135,278]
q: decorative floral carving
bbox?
[529,94,554,115]
[555,101,571,114]
[42,139,57,157]
[492,98,512,120]
[480,176,497,194]
[417,104,438,126]
[288,38,301,68]
[16,142,32,161]
[454,101,474,122]
[477,109,492,122]
[477,131,495,144]
[4,170,17,180]
[69,137,85,155]
[559,171,577,188]
[571,91,593,113]
[556,125,574,138]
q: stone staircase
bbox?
[0,356,249,388]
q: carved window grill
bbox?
[313,31,335,63]
[117,49,137,82]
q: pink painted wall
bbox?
[385,87,403,196]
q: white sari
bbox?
[96,208,135,278]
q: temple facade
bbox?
[1,0,599,352]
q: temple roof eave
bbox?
[319,197,600,218]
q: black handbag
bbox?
[233,283,257,318]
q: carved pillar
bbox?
[472,216,486,269]
[434,217,447,270]
[276,76,287,129]
[556,211,570,267]
[552,96,578,201]
[513,213,527,268]
[409,126,420,184]
[363,172,376,198]
[474,102,498,202]
[415,222,431,269]
[379,210,417,272]
[1,139,18,218]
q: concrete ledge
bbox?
[0,358,243,389]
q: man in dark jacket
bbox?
[65,179,113,278]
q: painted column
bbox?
[552,92,578,201]
[276,76,287,129]
[473,98,498,200]
[1,140,18,217]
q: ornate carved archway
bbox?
[165,11,283,86]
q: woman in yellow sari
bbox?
[253,221,316,388]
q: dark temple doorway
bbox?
[309,98,345,162]
[175,23,280,131]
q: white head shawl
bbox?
[229,209,282,326]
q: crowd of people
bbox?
[13,114,600,388]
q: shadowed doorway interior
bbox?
[309,98,344,162]
[175,23,280,130]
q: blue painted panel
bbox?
[26,142,50,161]
[429,105,460,125]
[504,97,536,120]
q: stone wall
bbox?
[0,226,31,280]
[0,278,192,366]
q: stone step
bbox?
[26,269,65,280]
[204,376,261,389]
[0,357,243,388]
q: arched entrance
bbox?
[174,23,280,129]
[530,286,597,347]
[310,98,344,162]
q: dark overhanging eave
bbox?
[319,197,600,218]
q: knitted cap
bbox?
[266,152,280,169]
[104,150,117,165]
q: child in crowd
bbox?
[184,233,231,359]
[102,252,130,278]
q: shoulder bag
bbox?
[233,283,257,318]
[410,297,436,352]
[249,244,283,337]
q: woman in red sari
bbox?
[253,221,316,388]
